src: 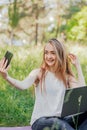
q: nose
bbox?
[47,53,52,59]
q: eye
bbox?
[44,51,48,54]
[51,51,56,54]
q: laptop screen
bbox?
[61,86,87,117]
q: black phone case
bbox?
[4,51,13,68]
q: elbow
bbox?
[19,86,27,90]
[14,85,24,90]
[20,81,29,90]
[20,84,29,90]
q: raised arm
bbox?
[0,58,40,90]
[6,69,40,90]
[68,53,86,87]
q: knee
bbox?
[53,118,74,130]
[50,118,66,130]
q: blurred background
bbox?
[0,0,87,127]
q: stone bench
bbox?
[0,126,32,130]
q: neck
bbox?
[48,67,55,73]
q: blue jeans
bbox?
[32,117,74,130]
[78,119,87,130]
[31,112,87,130]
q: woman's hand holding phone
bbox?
[0,58,9,79]
[0,51,13,79]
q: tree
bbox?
[8,0,20,45]
[66,6,87,42]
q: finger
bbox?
[68,54,74,58]
[68,54,75,60]
[69,53,75,56]
[0,58,6,68]
[6,65,10,71]
[68,55,73,60]
[0,58,8,72]
[0,58,3,65]
[0,68,5,73]
[69,53,77,59]
[2,57,6,64]
[3,59,8,69]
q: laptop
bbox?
[61,86,87,117]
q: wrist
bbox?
[74,60,80,68]
[5,73,9,80]
[75,63,81,69]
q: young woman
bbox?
[0,39,86,130]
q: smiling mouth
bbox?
[47,60,54,62]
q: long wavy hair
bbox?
[35,38,74,91]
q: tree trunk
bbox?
[35,4,39,45]
[10,29,14,45]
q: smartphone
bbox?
[4,51,13,68]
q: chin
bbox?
[47,63,55,67]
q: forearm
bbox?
[4,69,39,90]
[76,64,86,86]
[6,76,25,90]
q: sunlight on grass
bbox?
[15,45,43,62]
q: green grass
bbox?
[0,43,87,126]
[0,44,42,126]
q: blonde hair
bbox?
[35,38,74,91]
[41,39,67,90]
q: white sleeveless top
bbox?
[30,71,66,125]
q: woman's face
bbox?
[44,43,57,69]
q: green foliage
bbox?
[0,44,42,126]
[8,0,19,28]
[66,6,87,42]
[64,5,80,19]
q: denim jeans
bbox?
[31,112,87,130]
[78,119,87,130]
[64,111,87,130]
[32,117,74,130]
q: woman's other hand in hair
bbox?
[68,53,80,68]
[0,58,9,79]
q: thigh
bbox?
[78,119,87,130]
[64,111,87,129]
[32,117,53,130]
[73,111,87,127]
[64,116,75,128]
[77,111,87,125]
[32,117,75,130]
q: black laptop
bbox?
[61,86,87,117]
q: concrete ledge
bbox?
[0,126,31,130]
